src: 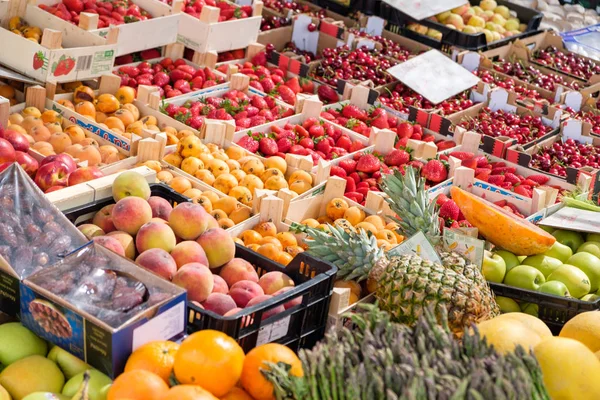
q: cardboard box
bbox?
[21,242,187,378]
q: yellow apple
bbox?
[482,29,494,43]
[519,23,527,32]
[426,28,443,40]
[451,5,469,15]
[462,8,476,23]
[446,13,464,29]
[462,26,478,34]
[492,31,503,41]
[472,6,483,15]
[436,11,452,22]
[467,15,486,28]
[446,24,457,29]
[494,5,510,18]
[492,13,506,26]
[480,0,497,11]
[505,18,520,31]
[482,10,495,21]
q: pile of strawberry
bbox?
[236,117,366,165]
[448,151,559,200]
[158,0,251,20]
[161,90,293,130]
[115,49,160,66]
[215,52,314,106]
[435,195,473,228]
[41,0,152,27]
[378,82,476,116]
[115,58,225,98]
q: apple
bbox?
[467,15,486,28]
[495,250,520,273]
[520,302,538,317]
[521,255,563,278]
[504,18,519,31]
[435,11,451,22]
[494,5,510,19]
[538,281,570,297]
[22,393,69,400]
[0,162,12,174]
[495,296,521,313]
[480,0,497,11]
[540,225,555,233]
[61,370,112,400]
[587,233,600,242]
[34,161,70,191]
[40,154,77,174]
[577,241,600,259]
[0,138,16,163]
[552,229,584,253]
[504,265,545,291]
[4,130,29,152]
[542,241,573,263]
[14,151,39,177]
[547,264,591,299]
[482,251,506,283]
[45,186,65,193]
[0,323,47,366]
[47,346,89,380]
[567,252,600,292]
[112,170,151,201]
[581,293,600,302]
[67,166,103,186]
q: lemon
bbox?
[475,317,541,354]
[496,312,552,339]
[534,337,600,399]
[560,311,600,353]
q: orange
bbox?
[113,108,135,127]
[257,243,281,260]
[160,385,218,400]
[173,330,245,397]
[96,93,120,113]
[75,101,96,119]
[241,343,303,400]
[124,340,179,384]
[221,387,254,400]
[104,116,126,131]
[276,252,293,266]
[115,86,136,104]
[107,370,169,400]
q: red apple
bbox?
[45,186,65,193]
[0,162,12,174]
[15,151,39,176]
[40,153,77,174]
[4,130,29,152]
[0,138,16,163]
[68,166,103,186]
[34,161,70,191]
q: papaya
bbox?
[450,186,555,256]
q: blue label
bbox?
[473,181,527,201]
[67,116,130,151]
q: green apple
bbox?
[47,346,89,380]
[540,225,555,233]
[520,302,539,317]
[482,251,506,283]
[566,252,600,292]
[0,323,47,366]
[504,265,545,290]
[23,393,69,400]
[542,241,573,263]
[521,255,563,278]
[518,256,527,263]
[98,384,111,400]
[111,171,151,202]
[495,250,520,273]
[552,229,585,253]
[538,281,570,297]
[587,233,600,242]
[577,241,600,258]
[495,296,521,313]
[62,370,112,400]
[580,293,600,302]
[547,264,591,299]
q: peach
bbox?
[48,132,72,153]
[136,221,177,253]
[169,202,211,240]
[64,144,83,157]
[273,287,302,309]
[93,236,125,256]
[246,295,285,320]
[170,241,208,269]
[223,308,242,316]
[219,258,258,286]
[196,228,236,269]
[106,231,136,259]
[92,204,116,233]
[111,197,153,235]
[76,145,102,166]
[258,272,295,295]
[230,280,264,307]
[77,223,105,240]
[99,145,119,162]
[30,125,51,142]
[212,274,229,294]
[136,248,178,280]
[201,293,236,316]
[148,197,173,221]
[65,125,86,144]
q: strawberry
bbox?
[341,105,366,120]
[384,149,410,167]
[436,140,457,150]
[349,141,365,153]
[300,78,315,93]
[345,191,364,204]
[503,173,521,185]
[514,184,533,198]
[260,78,275,93]
[475,168,492,176]
[356,186,369,198]
[473,155,489,167]
[397,122,413,138]
[436,194,450,206]
[439,200,460,222]
[277,85,296,105]
[370,114,389,129]
[476,170,490,182]
[461,158,477,170]
[251,51,267,66]
[494,200,507,207]
[422,134,435,142]
[259,137,278,156]
[348,172,360,185]
[488,175,505,185]
[317,85,338,104]
[237,135,259,153]
[339,159,357,174]
[336,135,352,152]
[450,220,460,229]
[527,174,550,185]
[299,137,314,150]
[491,167,517,175]
[449,151,475,161]
[315,138,332,155]
[276,137,292,153]
[521,178,539,187]
[284,77,301,94]
[249,80,264,91]
[344,176,356,193]
[330,165,347,178]
[421,160,448,183]
[356,154,381,174]
[408,160,424,170]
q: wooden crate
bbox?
[34,0,182,56]
[0,0,118,82]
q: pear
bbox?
[0,323,47,366]
[47,347,89,380]
[0,355,64,400]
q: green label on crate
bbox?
[0,270,19,316]
[91,50,115,75]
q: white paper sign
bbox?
[256,315,291,345]
[381,0,468,21]
[540,207,600,234]
[386,50,480,105]
[365,16,385,36]
[292,15,320,56]
[387,231,441,264]
[132,301,185,351]
[443,229,485,269]
[236,0,252,5]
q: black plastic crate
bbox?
[310,0,379,17]
[490,282,600,334]
[188,244,337,352]
[62,183,191,225]
[380,0,543,52]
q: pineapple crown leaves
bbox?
[379,167,441,243]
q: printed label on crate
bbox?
[381,0,468,21]
[386,50,480,105]
[387,232,441,264]
[132,301,185,350]
[540,207,600,233]
[473,181,528,202]
[177,35,201,52]
[443,229,484,269]
[256,315,291,346]
[0,270,19,316]
[364,16,385,37]
[91,50,116,75]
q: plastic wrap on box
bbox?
[25,243,183,329]
[562,24,600,61]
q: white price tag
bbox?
[387,232,441,264]
[365,16,385,36]
[291,15,319,56]
[256,315,291,346]
[132,301,185,350]
[443,229,485,269]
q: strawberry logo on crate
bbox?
[52,56,76,77]
[32,51,48,71]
